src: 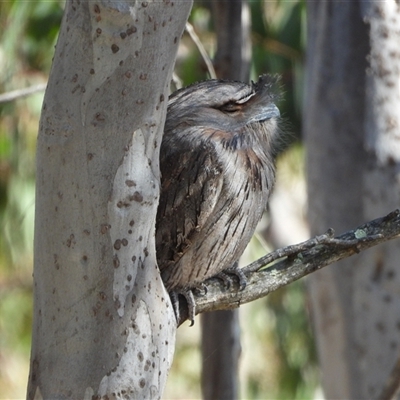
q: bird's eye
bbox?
[220,103,241,113]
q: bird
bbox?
[156,75,281,324]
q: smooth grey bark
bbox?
[304,1,400,398]
[27,0,192,398]
[200,1,251,399]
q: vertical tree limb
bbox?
[27,0,192,398]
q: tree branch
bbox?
[0,83,47,103]
[178,209,400,326]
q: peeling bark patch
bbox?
[98,299,173,396]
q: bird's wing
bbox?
[156,133,224,270]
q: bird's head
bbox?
[166,75,281,137]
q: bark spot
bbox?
[89,68,95,75]
[117,200,130,208]
[144,360,151,371]
[120,31,127,39]
[99,292,107,301]
[95,112,105,122]
[138,352,144,362]
[101,224,111,234]
[66,234,75,248]
[125,179,136,187]
[113,255,120,268]
[139,73,147,81]
[111,44,119,54]
[129,220,135,227]
[127,26,137,35]
[114,240,122,250]
[93,4,100,13]
[139,378,146,388]
[122,238,128,246]
[127,274,132,281]
[130,191,143,202]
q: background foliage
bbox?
[0,0,317,398]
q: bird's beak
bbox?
[262,103,280,120]
[250,103,280,123]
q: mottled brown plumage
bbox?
[156,75,280,302]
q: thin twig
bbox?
[185,22,217,79]
[0,83,47,104]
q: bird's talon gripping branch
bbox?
[170,289,196,326]
[215,263,247,291]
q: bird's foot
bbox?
[215,263,247,291]
[170,288,197,327]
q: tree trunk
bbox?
[27,0,192,398]
[201,1,251,399]
[304,1,400,398]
